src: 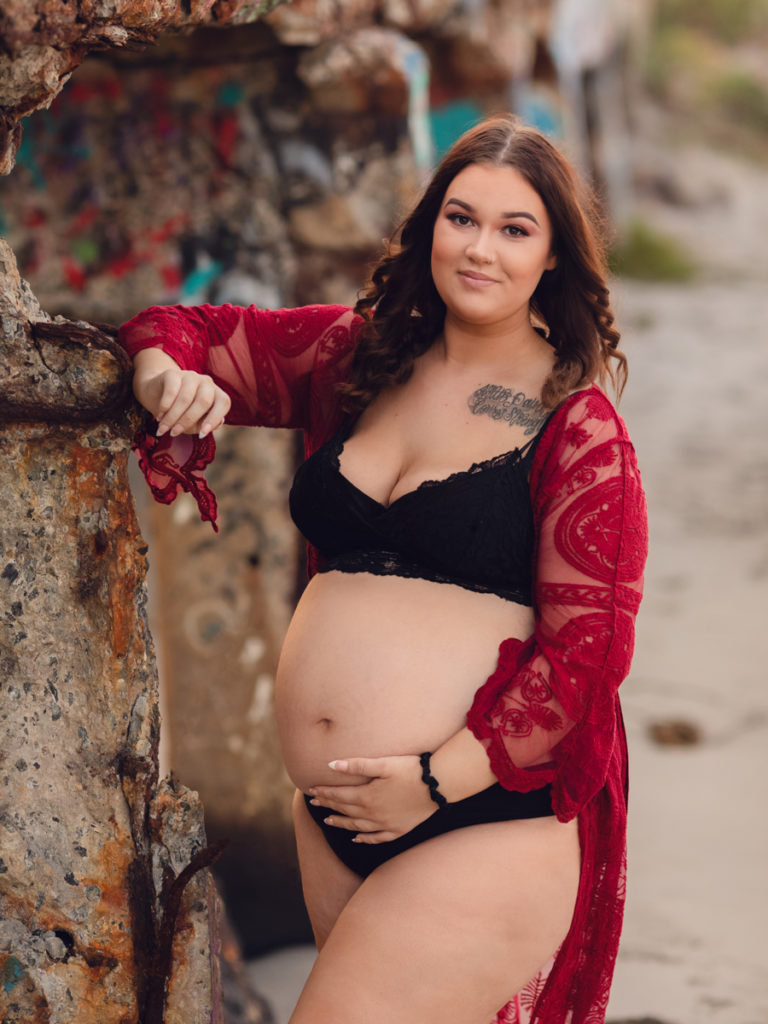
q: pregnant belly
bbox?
[274,572,534,792]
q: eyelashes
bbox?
[447,212,472,227]
[445,212,528,237]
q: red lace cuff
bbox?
[132,418,219,531]
[467,636,558,795]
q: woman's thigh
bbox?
[292,789,363,948]
[289,814,581,1024]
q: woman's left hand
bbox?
[307,755,437,844]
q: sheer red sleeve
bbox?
[467,387,648,821]
[118,303,360,530]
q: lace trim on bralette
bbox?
[317,550,533,605]
[328,422,536,505]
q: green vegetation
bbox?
[707,70,768,132]
[644,0,768,156]
[656,0,768,45]
[609,220,698,283]
[644,25,719,102]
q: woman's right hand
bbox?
[131,348,231,439]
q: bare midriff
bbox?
[274,571,534,793]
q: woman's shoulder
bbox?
[544,384,630,442]
[530,384,637,489]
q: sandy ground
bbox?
[246,125,768,1024]
[601,128,768,1024]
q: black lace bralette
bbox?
[289,418,550,604]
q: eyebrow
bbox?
[444,197,541,228]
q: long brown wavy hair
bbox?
[338,114,626,412]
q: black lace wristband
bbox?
[419,751,448,809]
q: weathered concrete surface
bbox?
[0,239,233,1023]
[0,241,131,421]
[0,0,286,175]
[0,421,152,1023]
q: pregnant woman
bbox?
[120,115,648,1024]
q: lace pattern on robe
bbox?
[467,388,646,1023]
[118,304,648,1024]
[118,302,360,537]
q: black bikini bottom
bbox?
[304,782,554,879]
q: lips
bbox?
[458,270,497,284]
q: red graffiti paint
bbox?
[215,113,239,166]
[161,266,182,289]
[24,208,46,228]
[63,259,86,291]
[68,79,121,104]
[147,214,189,245]
[106,253,139,278]
[67,206,100,236]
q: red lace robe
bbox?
[118,302,648,1024]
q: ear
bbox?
[544,250,558,272]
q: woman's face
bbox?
[430,162,556,333]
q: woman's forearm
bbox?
[429,726,497,803]
[130,347,230,437]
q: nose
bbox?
[465,231,494,265]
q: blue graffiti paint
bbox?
[1,955,26,993]
[517,86,563,138]
[429,100,484,160]
[403,46,434,175]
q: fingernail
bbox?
[323,817,333,825]
[351,836,361,843]
[156,424,169,437]
[328,760,347,771]
[310,799,319,806]
[199,423,211,438]
[170,425,182,437]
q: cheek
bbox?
[430,226,453,276]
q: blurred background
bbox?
[1,0,766,1021]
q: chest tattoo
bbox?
[468,384,547,436]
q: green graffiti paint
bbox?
[72,238,99,266]
[15,134,46,190]
[218,82,245,108]
[429,100,484,161]
[181,260,224,300]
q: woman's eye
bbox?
[503,224,528,238]
[448,213,472,226]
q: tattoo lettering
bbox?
[468,384,546,436]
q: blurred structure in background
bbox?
[0,0,654,966]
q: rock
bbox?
[297,27,420,115]
[289,149,417,251]
[266,0,377,46]
[0,0,287,174]
[381,0,457,32]
[648,719,703,746]
[0,227,224,1024]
